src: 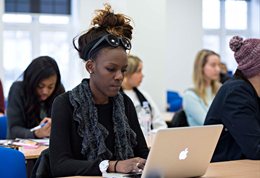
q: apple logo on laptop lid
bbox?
[179,148,188,160]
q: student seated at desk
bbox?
[7,56,65,139]
[183,49,221,126]
[205,36,260,162]
[49,4,149,177]
[121,55,167,134]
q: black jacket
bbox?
[205,77,260,162]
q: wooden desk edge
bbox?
[57,160,260,178]
[20,145,48,159]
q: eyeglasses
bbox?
[87,34,131,59]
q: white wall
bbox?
[74,0,202,111]
[166,0,203,95]
[124,0,167,111]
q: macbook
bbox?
[103,124,223,178]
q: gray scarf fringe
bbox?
[69,79,137,160]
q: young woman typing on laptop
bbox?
[205,36,260,162]
[49,4,149,177]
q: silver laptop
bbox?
[141,124,223,178]
[103,124,223,178]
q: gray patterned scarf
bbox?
[69,79,137,160]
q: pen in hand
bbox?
[30,122,48,132]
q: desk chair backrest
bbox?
[167,90,183,112]
[0,147,27,178]
[0,116,7,139]
[169,109,189,127]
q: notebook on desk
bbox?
[103,124,223,178]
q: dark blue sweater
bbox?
[204,77,260,162]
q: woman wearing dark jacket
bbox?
[49,4,149,177]
[7,56,65,139]
[204,36,260,162]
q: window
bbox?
[3,31,32,93]
[225,0,247,30]
[203,0,259,72]
[5,0,71,15]
[2,0,74,96]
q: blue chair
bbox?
[166,90,183,112]
[0,147,27,178]
[0,116,7,139]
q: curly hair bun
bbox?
[91,3,133,39]
[73,4,133,61]
[229,36,243,52]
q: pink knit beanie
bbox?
[229,36,260,78]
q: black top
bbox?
[96,99,115,157]
[7,81,45,138]
[7,81,64,139]
[49,92,149,177]
[204,77,260,162]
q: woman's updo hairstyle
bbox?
[73,4,133,61]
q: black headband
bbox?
[82,34,131,60]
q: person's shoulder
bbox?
[183,88,197,97]
[119,91,136,110]
[56,83,66,94]
[10,81,23,89]
[218,78,257,100]
[137,88,151,98]
[53,92,70,104]
[135,88,156,102]
[221,78,251,91]
[56,92,69,99]
[136,88,146,94]
[120,91,132,103]
[9,81,24,94]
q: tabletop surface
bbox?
[57,160,260,178]
[19,145,48,159]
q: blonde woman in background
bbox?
[183,49,221,126]
[122,55,167,133]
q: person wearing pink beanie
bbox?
[204,36,260,162]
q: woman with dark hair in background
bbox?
[49,4,148,177]
[7,56,65,139]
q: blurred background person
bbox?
[7,56,65,139]
[219,62,231,84]
[183,49,221,126]
[205,36,260,162]
[122,55,167,134]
